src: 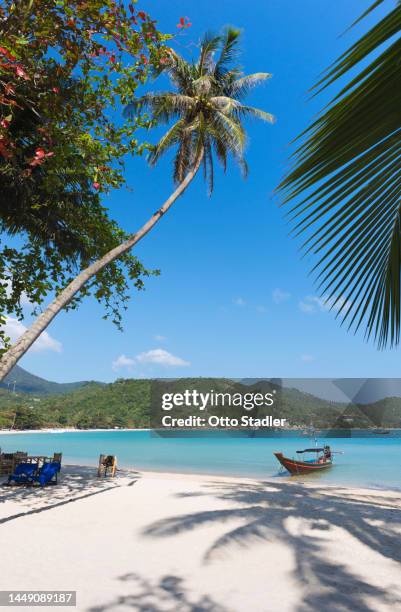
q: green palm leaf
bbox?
[198,32,221,76]
[278,1,401,348]
[227,73,272,99]
[214,27,241,80]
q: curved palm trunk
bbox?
[0,152,203,381]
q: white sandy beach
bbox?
[1,466,401,611]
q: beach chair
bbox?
[0,451,28,476]
[97,454,117,477]
[52,452,62,466]
[8,462,39,485]
[31,461,61,486]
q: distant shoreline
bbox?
[0,427,151,435]
[0,426,399,435]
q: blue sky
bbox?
[15,0,401,383]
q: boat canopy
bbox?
[296,448,325,453]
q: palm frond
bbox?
[227,73,271,99]
[349,0,385,28]
[125,93,194,123]
[198,32,221,76]
[203,141,214,196]
[173,132,192,183]
[213,137,227,172]
[315,2,401,92]
[167,54,197,94]
[235,104,275,123]
[278,2,401,348]
[210,95,238,112]
[214,27,241,79]
[212,112,246,157]
[148,119,185,166]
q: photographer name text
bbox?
[161,415,286,428]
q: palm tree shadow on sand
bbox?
[0,465,139,524]
[140,480,401,612]
[88,573,228,612]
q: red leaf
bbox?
[0,46,16,61]
[15,65,30,80]
[4,84,15,96]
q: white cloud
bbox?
[256,305,267,313]
[233,297,246,306]
[272,288,291,304]
[112,348,190,371]
[154,334,167,342]
[299,295,351,314]
[299,300,316,314]
[301,353,315,362]
[136,348,190,367]
[4,317,62,353]
[112,354,135,372]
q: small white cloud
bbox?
[233,297,246,306]
[3,317,62,353]
[256,305,267,313]
[272,288,291,304]
[136,348,190,367]
[301,354,314,362]
[154,334,167,342]
[112,354,135,372]
[299,295,351,314]
[299,300,316,314]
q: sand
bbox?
[0,466,401,612]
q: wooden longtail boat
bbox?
[274,446,333,475]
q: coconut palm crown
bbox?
[125,27,274,194]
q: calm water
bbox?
[1,430,400,489]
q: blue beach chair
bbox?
[8,462,38,485]
[32,461,61,486]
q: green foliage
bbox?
[13,404,45,429]
[0,375,399,430]
[125,27,274,195]
[0,1,171,347]
[278,1,401,348]
[0,378,150,429]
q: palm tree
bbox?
[278,1,401,348]
[0,27,273,380]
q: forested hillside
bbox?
[0,376,400,430]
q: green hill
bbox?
[0,365,101,395]
[0,375,400,430]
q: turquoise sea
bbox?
[0,430,400,489]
